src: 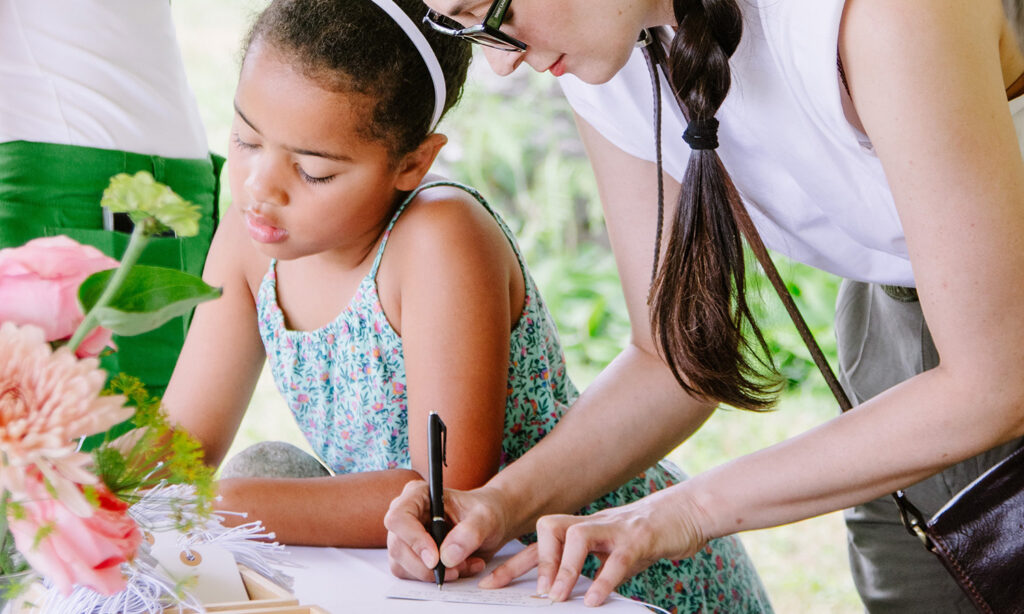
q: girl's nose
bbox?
[244,155,287,207]
[481,46,525,76]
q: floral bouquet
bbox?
[0,172,241,609]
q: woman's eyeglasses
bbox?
[423,0,526,53]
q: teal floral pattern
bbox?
[256,182,773,613]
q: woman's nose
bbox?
[481,46,525,76]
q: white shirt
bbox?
[559,0,1024,286]
[0,0,207,159]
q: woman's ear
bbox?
[394,133,448,191]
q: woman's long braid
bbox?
[649,0,780,410]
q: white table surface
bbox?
[283,543,650,613]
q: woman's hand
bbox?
[384,480,513,581]
[479,486,710,607]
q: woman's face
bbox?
[426,0,670,84]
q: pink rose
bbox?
[9,475,141,596]
[0,236,119,357]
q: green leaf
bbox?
[79,266,221,336]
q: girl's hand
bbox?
[479,487,710,607]
[384,480,512,581]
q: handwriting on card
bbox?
[386,582,552,607]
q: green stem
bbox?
[67,223,150,354]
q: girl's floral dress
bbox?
[256,181,773,613]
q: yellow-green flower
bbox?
[100,172,200,237]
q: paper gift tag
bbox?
[147,530,250,604]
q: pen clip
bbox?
[439,419,447,467]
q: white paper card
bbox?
[148,530,250,604]
[386,580,552,607]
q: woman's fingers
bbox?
[531,490,708,605]
[385,530,433,581]
[535,514,571,596]
[478,542,538,589]
[546,519,596,602]
[583,551,636,607]
[385,481,439,579]
[385,481,510,582]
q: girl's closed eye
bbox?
[232,132,259,151]
[297,165,335,185]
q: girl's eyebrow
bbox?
[234,101,351,162]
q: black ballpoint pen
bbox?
[427,412,449,589]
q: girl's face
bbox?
[425,0,671,84]
[229,43,424,263]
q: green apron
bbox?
[0,140,224,399]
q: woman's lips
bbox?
[244,210,288,244]
[548,55,566,77]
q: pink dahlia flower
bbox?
[0,322,132,515]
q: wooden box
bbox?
[12,565,329,614]
[170,565,330,614]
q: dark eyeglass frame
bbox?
[423,0,526,53]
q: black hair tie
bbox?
[682,117,720,150]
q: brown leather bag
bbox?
[639,28,1024,613]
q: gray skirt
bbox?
[834,280,1021,613]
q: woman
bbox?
[385,0,1024,610]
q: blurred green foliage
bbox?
[435,62,842,393]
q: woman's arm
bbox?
[384,121,719,580]
[486,0,1024,605]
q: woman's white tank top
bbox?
[559,0,1024,286]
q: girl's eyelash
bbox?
[232,132,333,185]
[299,168,335,185]
[232,132,258,150]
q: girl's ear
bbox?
[394,133,448,191]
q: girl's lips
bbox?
[244,210,288,244]
[548,55,566,77]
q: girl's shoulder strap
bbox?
[369,180,524,278]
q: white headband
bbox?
[368,0,447,130]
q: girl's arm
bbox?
[211,186,527,547]
[163,204,268,466]
[483,0,1024,605]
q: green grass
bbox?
[171,1,863,610]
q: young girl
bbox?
[163,0,772,610]
[384,0,1024,611]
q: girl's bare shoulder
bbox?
[206,204,271,302]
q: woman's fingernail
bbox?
[550,580,566,600]
[584,591,602,607]
[536,576,550,596]
[479,573,496,588]
[420,549,433,567]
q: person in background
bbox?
[383,0,1024,611]
[0,0,221,400]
